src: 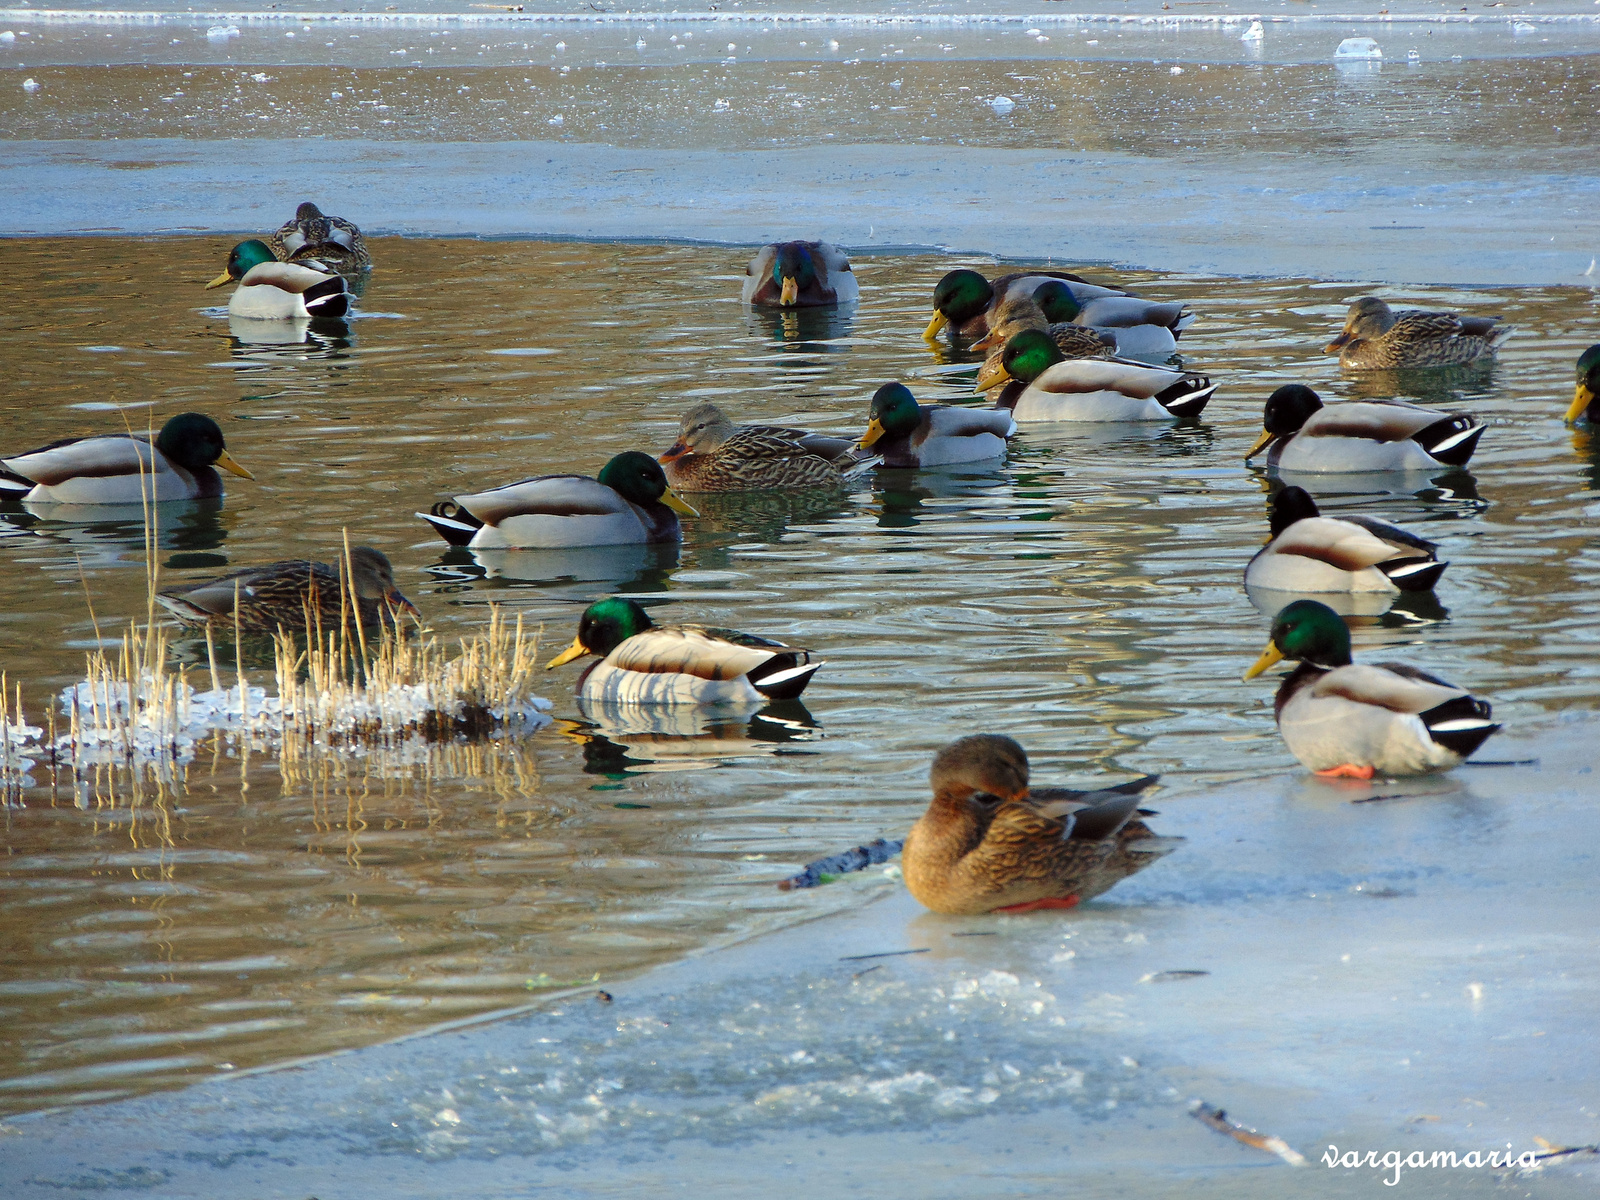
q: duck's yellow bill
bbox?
[1565,382,1594,424]
[546,635,591,669]
[858,418,887,450]
[1324,332,1352,353]
[780,276,799,306]
[922,310,949,343]
[1242,641,1285,681]
[205,270,234,291]
[661,488,699,517]
[973,359,1011,393]
[1245,428,1275,460]
[215,449,255,480]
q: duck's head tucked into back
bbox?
[1325,298,1397,352]
[925,270,994,341]
[1567,344,1600,424]
[157,412,255,479]
[546,596,654,667]
[929,733,1031,803]
[1243,598,1352,679]
[974,329,1061,391]
[659,403,735,463]
[1030,280,1083,325]
[1247,384,1325,459]
[207,240,278,290]
[858,382,922,449]
[1267,485,1321,537]
[598,451,698,515]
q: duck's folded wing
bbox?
[1311,662,1464,715]
[1030,359,1180,399]
[1300,400,1448,442]
[159,561,327,615]
[811,241,854,282]
[1078,297,1187,329]
[1389,311,1470,341]
[1270,516,1420,569]
[926,405,1017,440]
[608,626,777,680]
[722,427,838,462]
[453,475,632,525]
[740,246,778,303]
[1344,515,1439,555]
[1,434,159,485]
[238,261,344,295]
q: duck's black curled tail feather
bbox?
[1420,694,1501,759]
[748,654,823,700]
[1413,415,1484,467]
[417,501,483,547]
[1156,375,1216,418]
[0,467,32,496]
[302,275,350,318]
[1378,557,1449,592]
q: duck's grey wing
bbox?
[453,474,631,525]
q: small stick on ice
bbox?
[1532,1137,1600,1164]
[778,837,903,890]
[1190,1101,1306,1166]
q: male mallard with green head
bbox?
[658,403,873,492]
[267,201,372,275]
[207,239,351,320]
[0,413,254,503]
[418,452,698,549]
[1325,297,1509,369]
[923,268,1125,343]
[741,242,858,307]
[902,734,1176,915]
[974,330,1214,422]
[546,596,822,704]
[1243,599,1500,778]
[858,383,1016,468]
[1566,344,1600,423]
[157,547,416,633]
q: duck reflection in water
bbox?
[565,697,820,778]
[743,299,855,349]
[227,313,353,364]
[425,542,680,600]
[1340,359,1500,409]
[0,497,229,570]
[870,462,1009,530]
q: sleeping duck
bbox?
[901,734,1176,915]
[975,330,1215,422]
[1245,486,1447,595]
[207,239,351,320]
[418,452,697,549]
[1031,279,1194,357]
[741,242,858,307]
[659,402,873,492]
[0,412,253,504]
[267,201,372,275]
[858,383,1016,467]
[1245,385,1484,473]
[546,596,822,704]
[1244,599,1500,778]
[1566,343,1600,424]
[971,293,1118,360]
[1326,297,1509,369]
[923,268,1126,343]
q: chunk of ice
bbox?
[1334,37,1382,60]
[990,95,1015,115]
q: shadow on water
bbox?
[565,697,820,780]
[0,498,230,570]
[424,543,681,600]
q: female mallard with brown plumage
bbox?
[1325,297,1509,369]
[901,734,1176,915]
[267,201,372,275]
[546,597,821,704]
[971,292,1117,359]
[741,242,858,307]
[1243,599,1500,778]
[658,403,874,492]
[156,547,416,632]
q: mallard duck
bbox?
[901,734,1176,915]
[1245,385,1484,472]
[1031,279,1193,357]
[266,201,372,274]
[740,242,858,307]
[206,239,351,320]
[1325,297,1509,369]
[1245,486,1447,595]
[974,330,1215,422]
[156,547,416,633]
[418,451,697,549]
[1244,599,1500,777]
[546,596,822,703]
[923,268,1125,343]
[970,293,1117,359]
[0,413,254,504]
[1566,343,1600,423]
[858,383,1016,468]
[658,403,873,492]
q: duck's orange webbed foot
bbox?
[1314,763,1376,780]
[992,895,1081,915]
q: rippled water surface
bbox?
[1,236,1598,1115]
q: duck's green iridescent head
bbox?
[207,239,277,290]
[155,413,254,479]
[546,596,655,667]
[597,451,698,515]
[924,270,994,341]
[1030,280,1082,324]
[1243,599,1352,679]
[1567,343,1600,423]
[859,382,921,448]
[973,328,1062,393]
[772,243,818,306]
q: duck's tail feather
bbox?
[750,658,823,700]
[0,467,31,496]
[417,501,483,547]
[1065,791,1145,843]
[1420,694,1501,758]
[1157,375,1216,418]
[302,274,350,318]
[1378,557,1448,592]
[1413,415,1484,467]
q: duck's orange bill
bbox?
[546,635,591,669]
[1565,382,1594,424]
[858,418,887,450]
[658,441,689,465]
[1324,331,1352,352]
[1242,641,1284,681]
[921,310,949,343]
[387,590,421,617]
[1244,428,1275,460]
[215,449,255,480]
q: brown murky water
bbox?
[0,236,1597,1115]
